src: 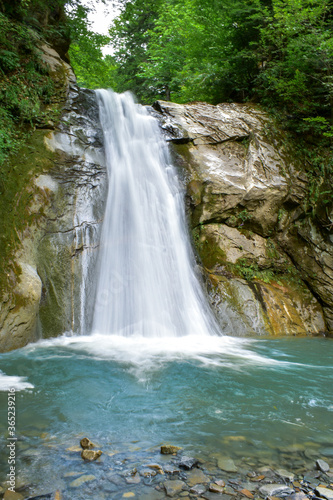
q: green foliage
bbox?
[109,0,162,99]
[67,3,117,89]
[0,12,56,164]
[0,2,70,293]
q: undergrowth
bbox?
[0,12,61,294]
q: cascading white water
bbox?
[92,89,221,337]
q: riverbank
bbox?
[1,438,332,499]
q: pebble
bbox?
[185,469,209,486]
[190,484,206,495]
[276,468,295,482]
[163,479,186,497]
[123,493,135,498]
[209,483,225,493]
[250,475,265,482]
[259,484,295,497]
[69,474,96,488]
[179,456,198,470]
[81,449,102,461]
[317,460,330,473]
[140,468,157,477]
[161,445,182,455]
[218,457,238,473]
[145,463,164,474]
[80,437,94,449]
[289,493,311,500]
[216,480,226,487]
[240,488,254,498]
[315,487,333,500]
[126,473,141,484]
[163,465,180,475]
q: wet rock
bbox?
[202,493,233,500]
[218,457,238,473]
[259,484,295,497]
[250,475,266,482]
[140,468,157,478]
[315,487,333,500]
[0,264,42,352]
[276,469,295,482]
[3,491,24,500]
[106,473,125,486]
[186,469,209,486]
[163,464,181,475]
[163,479,186,497]
[240,482,258,493]
[161,445,182,455]
[155,99,331,335]
[316,460,330,473]
[210,483,225,493]
[145,463,164,474]
[81,449,102,461]
[80,437,94,450]
[190,484,207,495]
[320,449,333,458]
[179,456,198,470]
[224,485,238,496]
[69,474,96,487]
[126,472,141,484]
[216,480,226,487]
[240,489,254,498]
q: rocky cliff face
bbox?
[0,45,106,352]
[153,100,329,336]
[1,71,332,351]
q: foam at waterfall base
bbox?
[23,332,286,380]
[0,371,34,391]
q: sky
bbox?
[81,0,121,54]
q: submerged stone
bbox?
[259,484,295,497]
[163,464,181,475]
[316,460,330,473]
[218,457,238,473]
[276,469,295,482]
[315,487,333,500]
[209,483,225,493]
[179,455,198,470]
[69,474,96,487]
[186,469,209,486]
[163,479,186,497]
[190,484,207,495]
[161,445,182,455]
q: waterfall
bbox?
[92,90,220,337]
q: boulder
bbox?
[0,264,41,351]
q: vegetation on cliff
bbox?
[102,0,333,227]
[0,0,72,292]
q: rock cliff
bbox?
[1,62,332,351]
[0,44,106,351]
[153,100,329,336]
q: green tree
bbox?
[256,0,333,125]
[109,0,162,100]
[67,3,116,89]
